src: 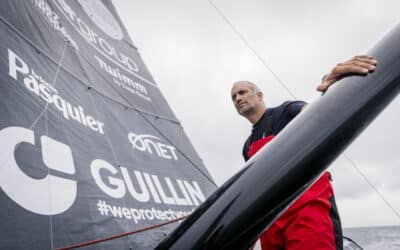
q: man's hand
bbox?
[317,55,377,92]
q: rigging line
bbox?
[206,0,400,220]
[0,40,68,249]
[0,41,68,175]
[343,154,400,223]
[55,216,187,250]
[42,40,69,250]
[27,40,69,131]
[0,14,181,125]
[45,41,68,250]
[207,0,296,99]
[138,112,218,187]
[44,111,55,250]
[342,235,364,250]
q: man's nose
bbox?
[235,95,243,104]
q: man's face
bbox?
[231,82,263,117]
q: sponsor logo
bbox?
[52,0,141,75]
[94,55,151,102]
[0,127,76,215]
[8,49,105,135]
[91,160,205,206]
[77,0,124,40]
[32,0,78,50]
[128,133,178,160]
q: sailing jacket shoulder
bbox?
[242,100,305,161]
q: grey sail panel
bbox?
[0,0,216,249]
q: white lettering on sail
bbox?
[128,133,178,160]
[90,160,206,206]
[8,49,105,135]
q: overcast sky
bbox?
[113,0,400,228]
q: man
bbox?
[231,55,377,250]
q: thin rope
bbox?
[343,154,400,222]
[343,235,364,250]
[47,40,69,250]
[44,109,54,250]
[206,0,400,222]
[207,0,296,99]
[44,112,55,250]
[55,216,187,250]
[0,41,68,173]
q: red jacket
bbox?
[248,134,342,250]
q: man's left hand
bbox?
[317,55,377,92]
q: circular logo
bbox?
[78,0,124,40]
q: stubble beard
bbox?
[239,105,256,118]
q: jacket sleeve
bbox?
[284,101,306,121]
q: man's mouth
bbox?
[238,103,247,109]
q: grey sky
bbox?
[113,0,400,228]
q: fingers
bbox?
[340,56,377,72]
[316,83,329,92]
[334,61,375,76]
[352,54,373,60]
[329,55,377,79]
[316,78,336,92]
[317,54,377,93]
[340,59,377,68]
[352,56,377,65]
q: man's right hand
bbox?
[316,55,377,93]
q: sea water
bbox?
[344,226,400,250]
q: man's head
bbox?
[231,81,266,122]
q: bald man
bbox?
[231,55,377,250]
